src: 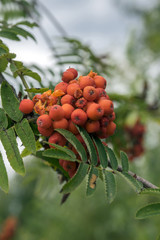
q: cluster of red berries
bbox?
[19,68,116,177]
[124,120,146,161]
[0,217,17,240]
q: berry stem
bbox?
[19,73,32,99]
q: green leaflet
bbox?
[0,152,9,193]
[44,141,76,159]
[117,172,142,193]
[43,149,77,162]
[0,58,8,72]
[25,88,49,93]
[136,203,160,219]
[106,147,118,170]
[86,166,98,196]
[0,108,8,130]
[15,119,36,154]
[0,128,25,175]
[120,151,129,172]
[55,129,87,162]
[92,136,108,168]
[140,188,160,195]
[76,125,98,165]
[61,163,89,194]
[0,30,20,41]
[21,140,42,158]
[104,170,117,204]
[1,81,23,122]
[9,26,36,42]
[15,21,39,28]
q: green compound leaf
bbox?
[61,163,89,194]
[76,125,98,165]
[1,81,23,122]
[25,88,49,93]
[43,149,77,162]
[0,30,20,41]
[0,128,25,175]
[0,152,9,193]
[104,170,117,204]
[21,140,42,158]
[106,147,118,170]
[118,172,142,193]
[55,129,87,162]
[92,136,108,168]
[0,58,8,72]
[86,166,98,196]
[136,203,160,219]
[120,151,129,172]
[140,188,160,195]
[44,141,76,159]
[15,21,39,28]
[15,119,36,154]
[10,26,36,42]
[0,108,8,130]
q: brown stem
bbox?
[108,159,158,189]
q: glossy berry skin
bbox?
[62,104,74,119]
[54,82,68,94]
[83,86,97,101]
[71,109,87,126]
[67,83,80,96]
[53,118,69,129]
[49,132,66,148]
[19,99,34,114]
[98,99,114,115]
[62,71,74,83]
[87,103,104,120]
[94,75,107,89]
[66,68,78,78]
[68,120,79,134]
[38,126,53,137]
[49,105,65,121]
[85,120,100,133]
[61,94,76,106]
[37,114,52,129]
[78,76,95,89]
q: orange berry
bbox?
[100,117,109,127]
[69,79,78,84]
[94,75,107,89]
[49,105,64,120]
[78,76,95,89]
[107,112,116,121]
[98,99,114,115]
[95,88,107,101]
[62,104,74,119]
[37,114,52,129]
[67,83,80,96]
[49,132,66,148]
[75,97,87,109]
[87,103,104,120]
[62,71,74,83]
[106,121,116,136]
[54,82,68,94]
[71,109,87,126]
[96,127,108,139]
[63,161,76,172]
[85,120,100,133]
[68,120,79,134]
[53,118,69,129]
[68,168,77,178]
[19,99,34,114]
[66,67,78,78]
[83,86,97,101]
[38,126,53,137]
[61,94,76,106]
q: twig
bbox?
[108,159,158,189]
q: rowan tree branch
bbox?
[108,159,158,189]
